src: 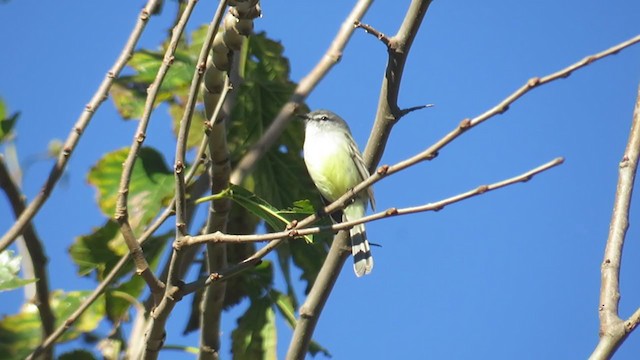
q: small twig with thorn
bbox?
[354,20,391,46]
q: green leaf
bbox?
[69,220,169,319]
[169,102,207,150]
[87,147,174,231]
[0,97,19,143]
[228,33,316,212]
[221,185,314,243]
[0,250,37,292]
[109,81,147,120]
[0,290,105,359]
[231,296,277,360]
[110,48,195,120]
[69,220,124,277]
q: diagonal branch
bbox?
[0,0,163,252]
[140,1,229,358]
[589,83,640,359]
[113,0,201,306]
[178,157,563,246]
[0,156,55,360]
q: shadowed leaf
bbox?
[0,291,105,359]
[87,147,174,231]
[231,295,277,360]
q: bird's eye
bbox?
[320,115,328,121]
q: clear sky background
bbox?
[2,1,640,359]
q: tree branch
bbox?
[0,0,163,252]
[198,72,234,359]
[589,82,640,359]
[141,1,228,358]
[0,156,55,360]
[178,157,563,246]
[288,2,432,357]
[113,0,201,306]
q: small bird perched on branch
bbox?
[301,110,375,277]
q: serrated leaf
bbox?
[87,147,174,231]
[110,48,194,120]
[231,296,277,360]
[127,50,194,92]
[0,250,37,292]
[0,291,105,359]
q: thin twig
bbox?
[141,2,229,359]
[0,157,55,360]
[0,0,162,253]
[179,158,563,246]
[589,83,640,360]
[113,0,200,306]
[353,20,391,46]
[229,0,374,185]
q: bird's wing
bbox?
[345,132,375,211]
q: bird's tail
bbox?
[344,202,373,277]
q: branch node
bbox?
[527,77,541,87]
[173,236,187,251]
[376,164,390,175]
[425,151,439,160]
[286,219,298,230]
[175,160,184,174]
[458,118,472,130]
[477,185,489,193]
[385,207,398,216]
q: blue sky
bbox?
[2,0,640,359]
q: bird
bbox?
[301,109,375,277]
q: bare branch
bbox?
[589,82,640,360]
[113,0,201,305]
[0,0,163,252]
[198,72,234,359]
[141,1,229,358]
[354,20,391,46]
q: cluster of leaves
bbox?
[0,21,333,358]
[66,28,331,358]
